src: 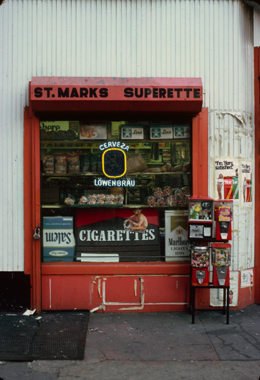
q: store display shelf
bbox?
[127,171,191,175]
[41,204,188,209]
[42,171,191,177]
[41,139,187,144]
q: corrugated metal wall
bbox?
[0,0,254,271]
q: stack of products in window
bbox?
[64,193,124,206]
[147,186,190,207]
[42,153,102,174]
[191,246,209,285]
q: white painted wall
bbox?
[0,0,254,271]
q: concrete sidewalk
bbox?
[1,305,260,379]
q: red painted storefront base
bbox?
[42,263,190,312]
[41,263,255,312]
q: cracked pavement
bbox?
[1,305,260,379]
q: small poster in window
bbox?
[214,158,239,202]
[165,210,189,262]
[241,161,252,207]
[80,124,107,140]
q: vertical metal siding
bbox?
[0,0,254,271]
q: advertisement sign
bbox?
[241,161,252,206]
[79,124,107,140]
[75,208,160,262]
[173,125,191,139]
[150,127,173,139]
[42,217,75,262]
[241,269,254,288]
[214,158,239,201]
[165,210,189,262]
[121,126,144,140]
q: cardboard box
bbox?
[42,217,75,262]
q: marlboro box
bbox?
[43,217,75,262]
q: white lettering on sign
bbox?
[94,178,135,187]
[99,141,129,151]
[78,229,156,242]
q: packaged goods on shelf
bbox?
[67,153,80,174]
[54,154,67,174]
[42,154,54,174]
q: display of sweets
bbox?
[79,196,88,204]
[166,195,177,206]
[154,187,164,198]
[191,246,209,268]
[97,194,106,203]
[156,197,166,206]
[163,186,172,197]
[147,196,156,206]
[64,197,75,205]
[115,194,124,204]
[89,194,98,202]
[87,199,96,205]
[212,248,230,267]
[105,194,115,204]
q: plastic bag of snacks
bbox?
[67,153,80,174]
[54,154,67,174]
[163,186,172,197]
[147,196,156,206]
[42,154,54,174]
[105,194,115,204]
[64,196,76,205]
[166,195,177,206]
[78,196,88,204]
[154,187,163,198]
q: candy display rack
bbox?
[188,197,231,324]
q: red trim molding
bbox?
[24,108,42,313]
[192,108,209,197]
[42,262,190,276]
[254,47,260,304]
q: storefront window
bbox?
[40,121,191,263]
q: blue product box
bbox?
[42,217,75,262]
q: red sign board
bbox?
[29,77,203,115]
